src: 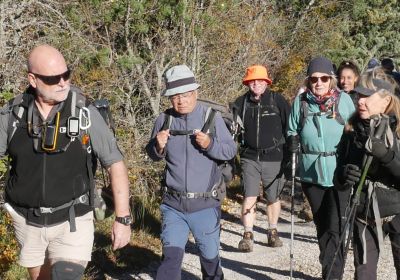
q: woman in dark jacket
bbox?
[335,68,400,280]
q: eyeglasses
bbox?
[169,91,195,101]
[309,76,331,84]
[30,69,72,85]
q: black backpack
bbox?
[91,99,118,220]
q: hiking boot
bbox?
[267,228,283,247]
[299,195,313,222]
[298,207,313,222]
[238,231,254,252]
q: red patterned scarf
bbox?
[308,88,340,112]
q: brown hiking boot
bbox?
[298,207,313,222]
[299,195,313,222]
[238,231,254,252]
[267,228,283,247]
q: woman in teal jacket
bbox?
[287,56,355,279]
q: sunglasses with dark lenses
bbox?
[30,69,72,85]
[309,76,331,84]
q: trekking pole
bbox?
[326,114,388,280]
[290,152,297,280]
[326,188,357,280]
[330,154,376,280]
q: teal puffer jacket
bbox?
[288,91,355,186]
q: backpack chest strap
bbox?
[163,186,218,199]
[162,106,216,136]
[169,129,197,136]
[301,146,337,157]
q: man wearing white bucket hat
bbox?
[146,65,237,280]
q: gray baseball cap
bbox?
[352,78,394,96]
[163,65,200,97]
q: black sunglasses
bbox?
[30,69,72,85]
[309,76,331,84]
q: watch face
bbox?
[117,216,132,225]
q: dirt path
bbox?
[131,191,396,280]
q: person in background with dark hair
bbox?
[287,56,355,279]
[335,68,400,280]
[332,63,337,75]
[381,58,400,97]
[337,60,361,105]
[366,58,380,71]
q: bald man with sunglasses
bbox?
[0,45,131,280]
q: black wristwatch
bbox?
[115,215,133,226]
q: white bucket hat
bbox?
[163,65,200,97]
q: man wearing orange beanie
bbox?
[233,65,290,251]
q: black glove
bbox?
[287,135,300,154]
[383,221,394,234]
[370,137,394,163]
[342,164,361,189]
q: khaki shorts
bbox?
[4,203,94,267]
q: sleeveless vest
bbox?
[5,90,92,226]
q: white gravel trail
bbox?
[132,195,396,280]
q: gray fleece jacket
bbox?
[146,102,237,213]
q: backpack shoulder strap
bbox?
[69,87,92,131]
[69,87,96,208]
[70,86,86,117]
[230,101,243,137]
[7,93,26,144]
[300,92,309,129]
[268,91,274,105]
[202,107,217,134]
[268,91,281,115]
[161,108,174,131]
[241,94,248,123]
[268,91,275,103]
[334,92,345,125]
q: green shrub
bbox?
[0,209,19,275]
